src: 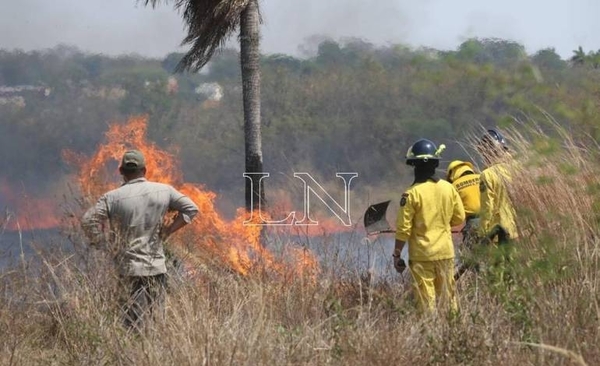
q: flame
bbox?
[264,188,357,237]
[65,115,320,279]
[0,180,62,231]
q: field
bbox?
[0,120,598,366]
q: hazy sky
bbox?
[0,0,598,59]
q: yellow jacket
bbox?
[447,161,481,216]
[396,178,465,261]
[479,162,518,238]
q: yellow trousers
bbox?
[409,259,457,314]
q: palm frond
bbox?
[174,0,251,72]
[140,0,262,72]
[140,0,172,8]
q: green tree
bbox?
[589,50,600,69]
[161,52,185,73]
[316,40,344,66]
[456,38,526,68]
[142,0,264,212]
[570,46,587,66]
[531,48,566,71]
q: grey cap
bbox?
[120,150,146,170]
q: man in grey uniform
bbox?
[82,150,199,331]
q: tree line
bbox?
[0,38,598,214]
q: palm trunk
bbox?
[240,0,264,212]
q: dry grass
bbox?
[1,118,599,365]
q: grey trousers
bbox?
[120,273,167,332]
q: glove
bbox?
[393,255,407,273]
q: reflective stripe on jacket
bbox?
[452,173,481,216]
[447,161,480,216]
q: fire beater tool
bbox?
[363,200,468,281]
[364,200,462,236]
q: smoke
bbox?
[0,0,598,64]
[0,0,185,57]
[261,0,416,57]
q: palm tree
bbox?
[143,0,264,212]
[570,46,587,66]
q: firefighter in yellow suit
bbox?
[394,139,465,314]
[476,129,518,244]
[446,160,481,248]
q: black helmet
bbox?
[405,139,446,166]
[481,128,508,150]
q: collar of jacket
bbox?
[121,177,147,186]
[412,174,439,185]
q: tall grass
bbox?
[1,117,599,365]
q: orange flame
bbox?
[0,180,62,231]
[262,187,357,237]
[65,115,320,279]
